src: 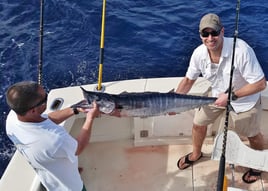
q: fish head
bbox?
[80,87,115,114]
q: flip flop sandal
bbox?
[242,168,262,184]
[177,152,203,170]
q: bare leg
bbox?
[242,132,264,183]
[248,132,264,150]
[191,124,207,160]
[178,124,207,169]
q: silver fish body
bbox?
[80,87,217,117]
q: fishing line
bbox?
[38,0,44,85]
[216,0,240,190]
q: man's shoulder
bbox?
[224,37,250,48]
[6,110,18,133]
[193,44,207,56]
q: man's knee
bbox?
[193,124,207,132]
[248,133,264,150]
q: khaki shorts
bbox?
[193,99,261,137]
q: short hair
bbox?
[6,81,41,115]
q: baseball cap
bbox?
[199,13,222,32]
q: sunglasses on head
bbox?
[200,30,221,38]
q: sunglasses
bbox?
[28,94,48,110]
[200,30,221,38]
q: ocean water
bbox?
[1,0,268,178]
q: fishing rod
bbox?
[216,0,241,190]
[38,0,44,85]
[96,0,106,91]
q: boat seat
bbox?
[211,130,268,172]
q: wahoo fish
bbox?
[78,87,216,117]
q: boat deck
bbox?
[78,138,268,191]
[71,77,268,191]
[1,77,268,191]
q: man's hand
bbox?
[214,92,228,107]
[85,102,100,119]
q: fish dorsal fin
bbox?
[119,91,129,95]
[168,88,175,93]
[119,89,175,94]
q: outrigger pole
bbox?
[216,0,241,190]
[38,0,44,85]
[96,0,106,91]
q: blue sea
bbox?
[1,0,268,178]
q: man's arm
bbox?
[48,107,75,124]
[48,100,93,124]
[168,77,196,115]
[214,77,267,107]
[233,77,267,98]
[75,102,99,155]
[175,77,196,94]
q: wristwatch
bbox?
[231,91,238,101]
[72,107,79,115]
